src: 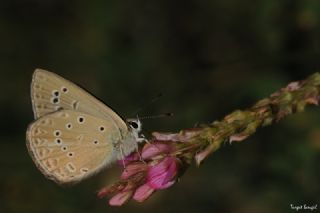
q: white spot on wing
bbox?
[55,138,62,145]
[61,86,68,93]
[52,90,60,97]
[80,168,89,173]
[66,162,76,172]
[66,123,72,129]
[77,116,85,124]
[67,152,74,158]
[99,126,105,132]
[53,130,61,137]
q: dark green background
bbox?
[0,1,319,212]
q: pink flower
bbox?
[98,141,182,205]
[117,152,139,167]
[133,184,155,202]
[97,130,202,206]
[141,143,174,159]
[120,162,147,179]
[131,156,178,202]
[147,156,177,189]
[109,191,133,206]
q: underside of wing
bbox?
[31,69,127,131]
[26,110,121,184]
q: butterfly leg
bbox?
[119,144,127,171]
[135,134,149,164]
[136,133,148,143]
[134,145,147,164]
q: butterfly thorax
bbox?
[113,121,142,160]
[113,133,137,160]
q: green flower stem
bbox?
[156,73,320,165]
[193,72,320,165]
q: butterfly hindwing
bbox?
[26,110,121,184]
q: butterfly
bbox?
[26,69,144,185]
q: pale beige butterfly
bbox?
[26,69,144,185]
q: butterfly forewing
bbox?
[26,110,121,184]
[31,69,127,132]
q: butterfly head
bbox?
[126,118,142,134]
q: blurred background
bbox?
[0,0,320,212]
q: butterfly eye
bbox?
[129,121,139,129]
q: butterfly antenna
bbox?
[139,112,173,120]
[130,93,163,116]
